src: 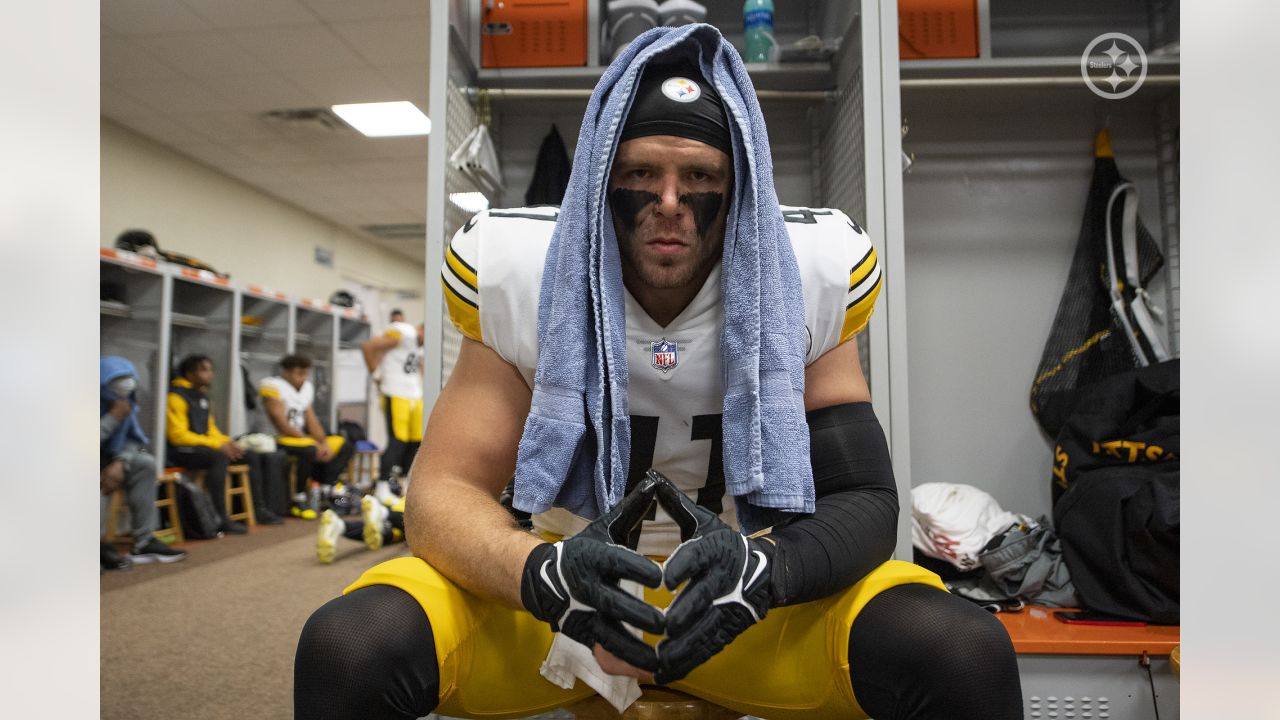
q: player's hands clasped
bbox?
[520,475,666,672]
[650,471,774,684]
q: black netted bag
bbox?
[1029,133,1165,438]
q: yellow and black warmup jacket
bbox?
[166,377,232,449]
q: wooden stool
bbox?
[223,464,256,529]
[105,470,183,545]
[567,688,741,720]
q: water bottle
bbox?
[743,0,775,63]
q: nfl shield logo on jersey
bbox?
[651,338,678,373]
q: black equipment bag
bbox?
[1051,359,1179,624]
[1029,132,1168,439]
[176,477,224,540]
[338,420,367,445]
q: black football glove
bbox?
[520,474,666,671]
[650,470,775,684]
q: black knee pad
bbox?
[295,585,440,720]
[849,584,1023,720]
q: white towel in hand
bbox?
[540,633,643,713]
[538,579,646,713]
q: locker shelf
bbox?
[900,55,1179,85]
[100,300,132,319]
[170,312,210,330]
[475,61,836,93]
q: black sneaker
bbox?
[130,538,187,564]
[220,519,248,535]
[254,507,284,525]
[101,543,132,571]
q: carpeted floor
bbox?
[100,519,576,720]
[100,517,411,720]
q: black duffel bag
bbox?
[1050,359,1179,624]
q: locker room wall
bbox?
[101,119,426,320]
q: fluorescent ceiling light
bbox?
[448,192,491,214]
[331,101,431,137]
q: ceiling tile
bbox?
[134,32,268,78]
[225,137,319,165]
[118,77,234,114]
[362,135,430,161]
[101,87,160,120]
[295,134,392,163]
[182,0,318,29]
[112,113,213,149]
[198,73,318,112]
[299,0,430,23]
[333,158,427,182]
[374,64,431,101]
[286,66,401,105]
[397,193,428,217]
[226,25,368,72]
[330,18,430,67]
[171,111,289,142]
[270,162,347,186]
[364,235,425,262]
[100,0,437,262]
[102,0,213,35]
[101,37,182,82]
[351,180,428,210]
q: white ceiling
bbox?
[101,0,432,261]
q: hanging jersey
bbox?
[442,205,881,555]
[258,376,315,434]
[378,320,424,400]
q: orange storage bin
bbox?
[481,0,588,68]
[898,0,979,59]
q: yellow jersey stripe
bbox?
[259,386,281,399]
[442,276,482,341]
[848,245,878,290]
[841,273,882,341]
[446,246,478,292]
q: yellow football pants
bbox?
[345,556,945,719]
[382,395,424,443]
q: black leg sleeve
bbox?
[295,585,440,720]
[848,584,1023,720]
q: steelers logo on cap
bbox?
[661,77,701,103]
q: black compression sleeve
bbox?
[767,402,899,607]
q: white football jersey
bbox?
[258,376,315,434]
[442,205,882,555]
[378,320,424,399]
